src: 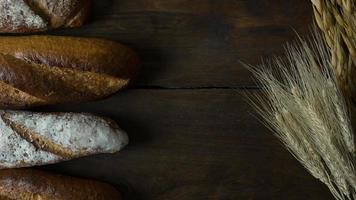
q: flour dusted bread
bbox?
[0,169,122,200]
[0,35,140,109]
[0,110,128,169]
[0,0,90,33]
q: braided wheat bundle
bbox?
[311,0,356,105]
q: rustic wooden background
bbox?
[34,0,335,199]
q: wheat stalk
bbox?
[246,28,356,200]
[311,0,356,106]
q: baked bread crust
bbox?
[0,35,140,109]
[0,110,129,169]
[0,0,91,33]
[0,169,122,200]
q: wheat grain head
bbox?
[311,0,356,106]
[246,28,355,200]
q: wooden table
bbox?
[35,0,334,199]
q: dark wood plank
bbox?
[11,1,333,199]
[34,89,333,200]
[46,0,313,88]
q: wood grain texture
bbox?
[24,0,334,199]
[35,90,333,200]
[43,0,313,88]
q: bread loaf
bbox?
[0,169,122,200]
[0,110,128,169]
[0,0,90,33]
[0,35,140,109]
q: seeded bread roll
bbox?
[0,169,122,200]
[0,35,140,109]
[0,110,128,169]
[0,0,90,33]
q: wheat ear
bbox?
[311,0,356,106]
[246,28,355,200]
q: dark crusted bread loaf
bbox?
[0,0,90,33]
[0,169,122,200]
[0,35,140,109]
[0,110,128,169]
